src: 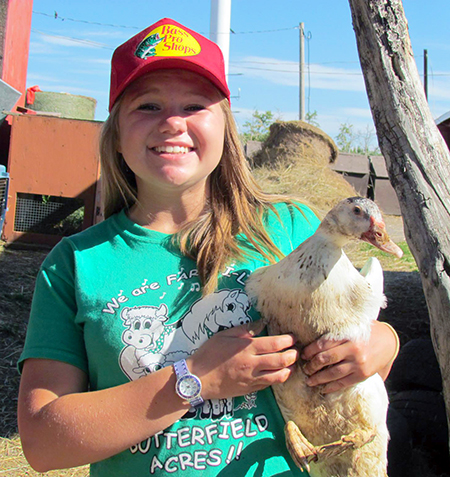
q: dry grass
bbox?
[252,158,356,219]
[0,436,89,476]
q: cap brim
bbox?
[110,58,230,110]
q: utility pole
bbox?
[299,22,305,121]
[210,0,232,78]
[424,49,428,100]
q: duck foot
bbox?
[285,421,376,472]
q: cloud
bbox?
[428,75,450,101]
[31,29,112,50]
[230,57,366,92]
[84,30,133,39]
[341,107,373,119]
[309,64,366,92]
[26,73,62,84]
[29,40,56,55]
[25,72,106,99]
[85,58,112,65]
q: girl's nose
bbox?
[158,113,187,135]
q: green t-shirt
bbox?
[19,203,319,477]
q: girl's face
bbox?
[117,69,225,201]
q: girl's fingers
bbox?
[256,364,296,386]
[256,348,300,371]
[252,334,297,354]
[301,337,348,361]
[305,362,353,388]
[302,344,349,376]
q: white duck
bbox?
[245,197,403,477]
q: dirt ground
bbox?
[0,242,49,437]
[0,214,448,476]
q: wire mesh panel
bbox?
[0,176,9,233]
[14,193,84,236]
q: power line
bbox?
[31,12,450,78]
[233,59,362,66]
[33,11,140,30]
[31,29,114,49]
[235,65,364,75]
[33,10,297,35]
[231,59,361,66]
[233,64,450,77]
[231,60,301,65]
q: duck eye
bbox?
[353,206,362,215]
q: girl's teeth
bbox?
[154,146,190,153]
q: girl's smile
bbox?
[153,145,193,154]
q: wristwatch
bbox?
[173,359,204,408]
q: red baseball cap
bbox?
[109,18,230,110]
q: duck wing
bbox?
[359,257,387,310]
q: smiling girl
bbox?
[17,18,399,477]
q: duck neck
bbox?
[317,216,353,250]
[294,225,344,278]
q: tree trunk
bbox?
[347,0,450,447]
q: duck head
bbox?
[325,197,403,258]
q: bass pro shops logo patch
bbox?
[135,24,201,60]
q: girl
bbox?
[18,18,399,477]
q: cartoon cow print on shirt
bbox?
[118,289,255,419]
[119,304,171,380]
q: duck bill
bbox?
[361,222,404,258]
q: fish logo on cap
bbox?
[135,33,165,59]
[135,24,201,60]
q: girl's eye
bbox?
[137,103,160,111]
[185,104,205,112]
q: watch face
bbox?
[176,375,202,400]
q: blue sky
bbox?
[27,1,450,149]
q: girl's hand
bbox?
[300,321,398,394]
[187,321,299,400]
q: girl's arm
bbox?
[18,321,298,472]
[300,320,399,394]
[18,358,187,472]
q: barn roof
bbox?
[330,152,370,175]
[436,111,450,126]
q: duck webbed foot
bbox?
[285,421,376,471]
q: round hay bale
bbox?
[252,120,338,168]
[250,121,357,216]
[26,91,97,120]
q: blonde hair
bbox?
[100,95,291,295]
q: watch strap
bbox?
[174,359,204,408]
[173,359,189,379]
